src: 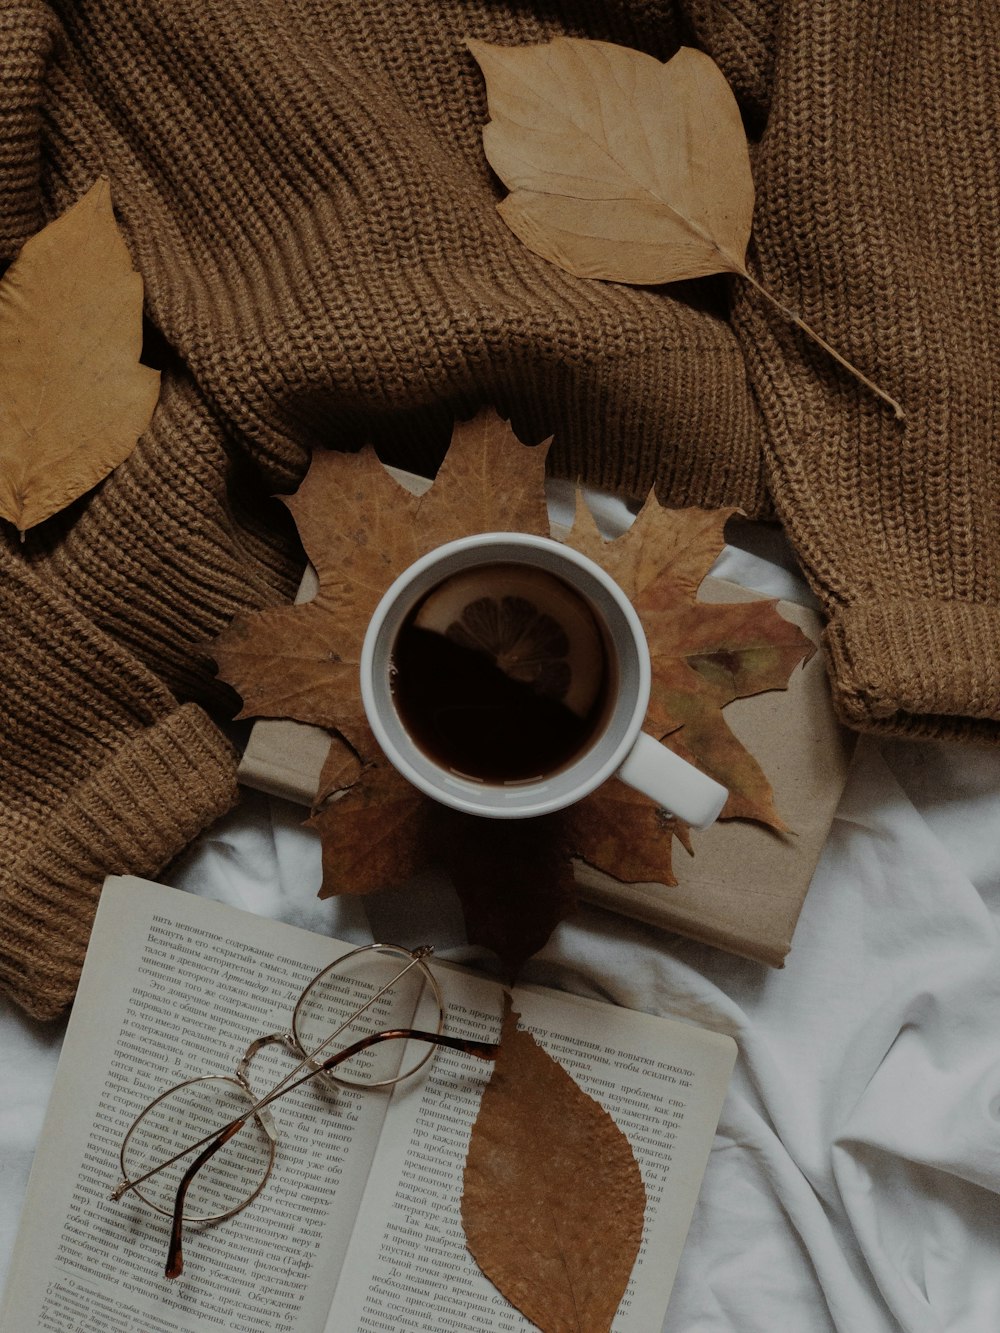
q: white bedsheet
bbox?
[3,526,999,1332]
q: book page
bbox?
[326,966,736,1331]
[0,877,416,1333]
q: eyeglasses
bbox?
[111,943,498,1278]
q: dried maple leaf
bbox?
[214,409,811,970]
[310,745,424,896]
[0,177,160,534]
[216,409,570,973]
[468,36,903,419]
[212,410,551,761]
[462,997,645,1332]
[564,493,813,831]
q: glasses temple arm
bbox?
[253,951,431,1109]
[164,1027,499,1279]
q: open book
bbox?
[1,876,735,1333]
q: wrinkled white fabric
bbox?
[2,534,999,1331]
[535,739,1000,1333]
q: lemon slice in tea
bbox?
[412,564,605,719]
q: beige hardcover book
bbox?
[1,876,736,1332]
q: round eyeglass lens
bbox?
[120,1075,275,1222]
[292,944,444,1090]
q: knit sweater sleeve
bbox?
[729,0,1000,741]
[0,4,301,1021]
[0,540,240,1020]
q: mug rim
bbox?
[359,532,652,818]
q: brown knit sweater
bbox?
[2,0,998,1019]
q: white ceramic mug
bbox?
[359,533,727,826]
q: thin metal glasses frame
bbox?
[111,943,498,1278]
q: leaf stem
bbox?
[740,269,905,421]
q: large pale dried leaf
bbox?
[470,36,905,419]
[0,177,160,533]
[212,410,549,762]
[463,998,645,1332]
[469,39,752,285]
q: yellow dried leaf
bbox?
[469,36,904,418]
[0,178,160,533]
[468,39,752,285]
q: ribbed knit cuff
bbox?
[824,600,1000,742]
[0,703,239,1021]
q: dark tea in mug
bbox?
[389,562,614,783]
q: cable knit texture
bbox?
[1,0,998,1016]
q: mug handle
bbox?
[616,733,728,829]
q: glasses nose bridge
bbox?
[236,1029,296,1078]
[235,1030,296,1144]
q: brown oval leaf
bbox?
[463,999,645,1332]
[469,38,753,285]
[0,177,160,533]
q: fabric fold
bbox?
[0,1,57,256]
